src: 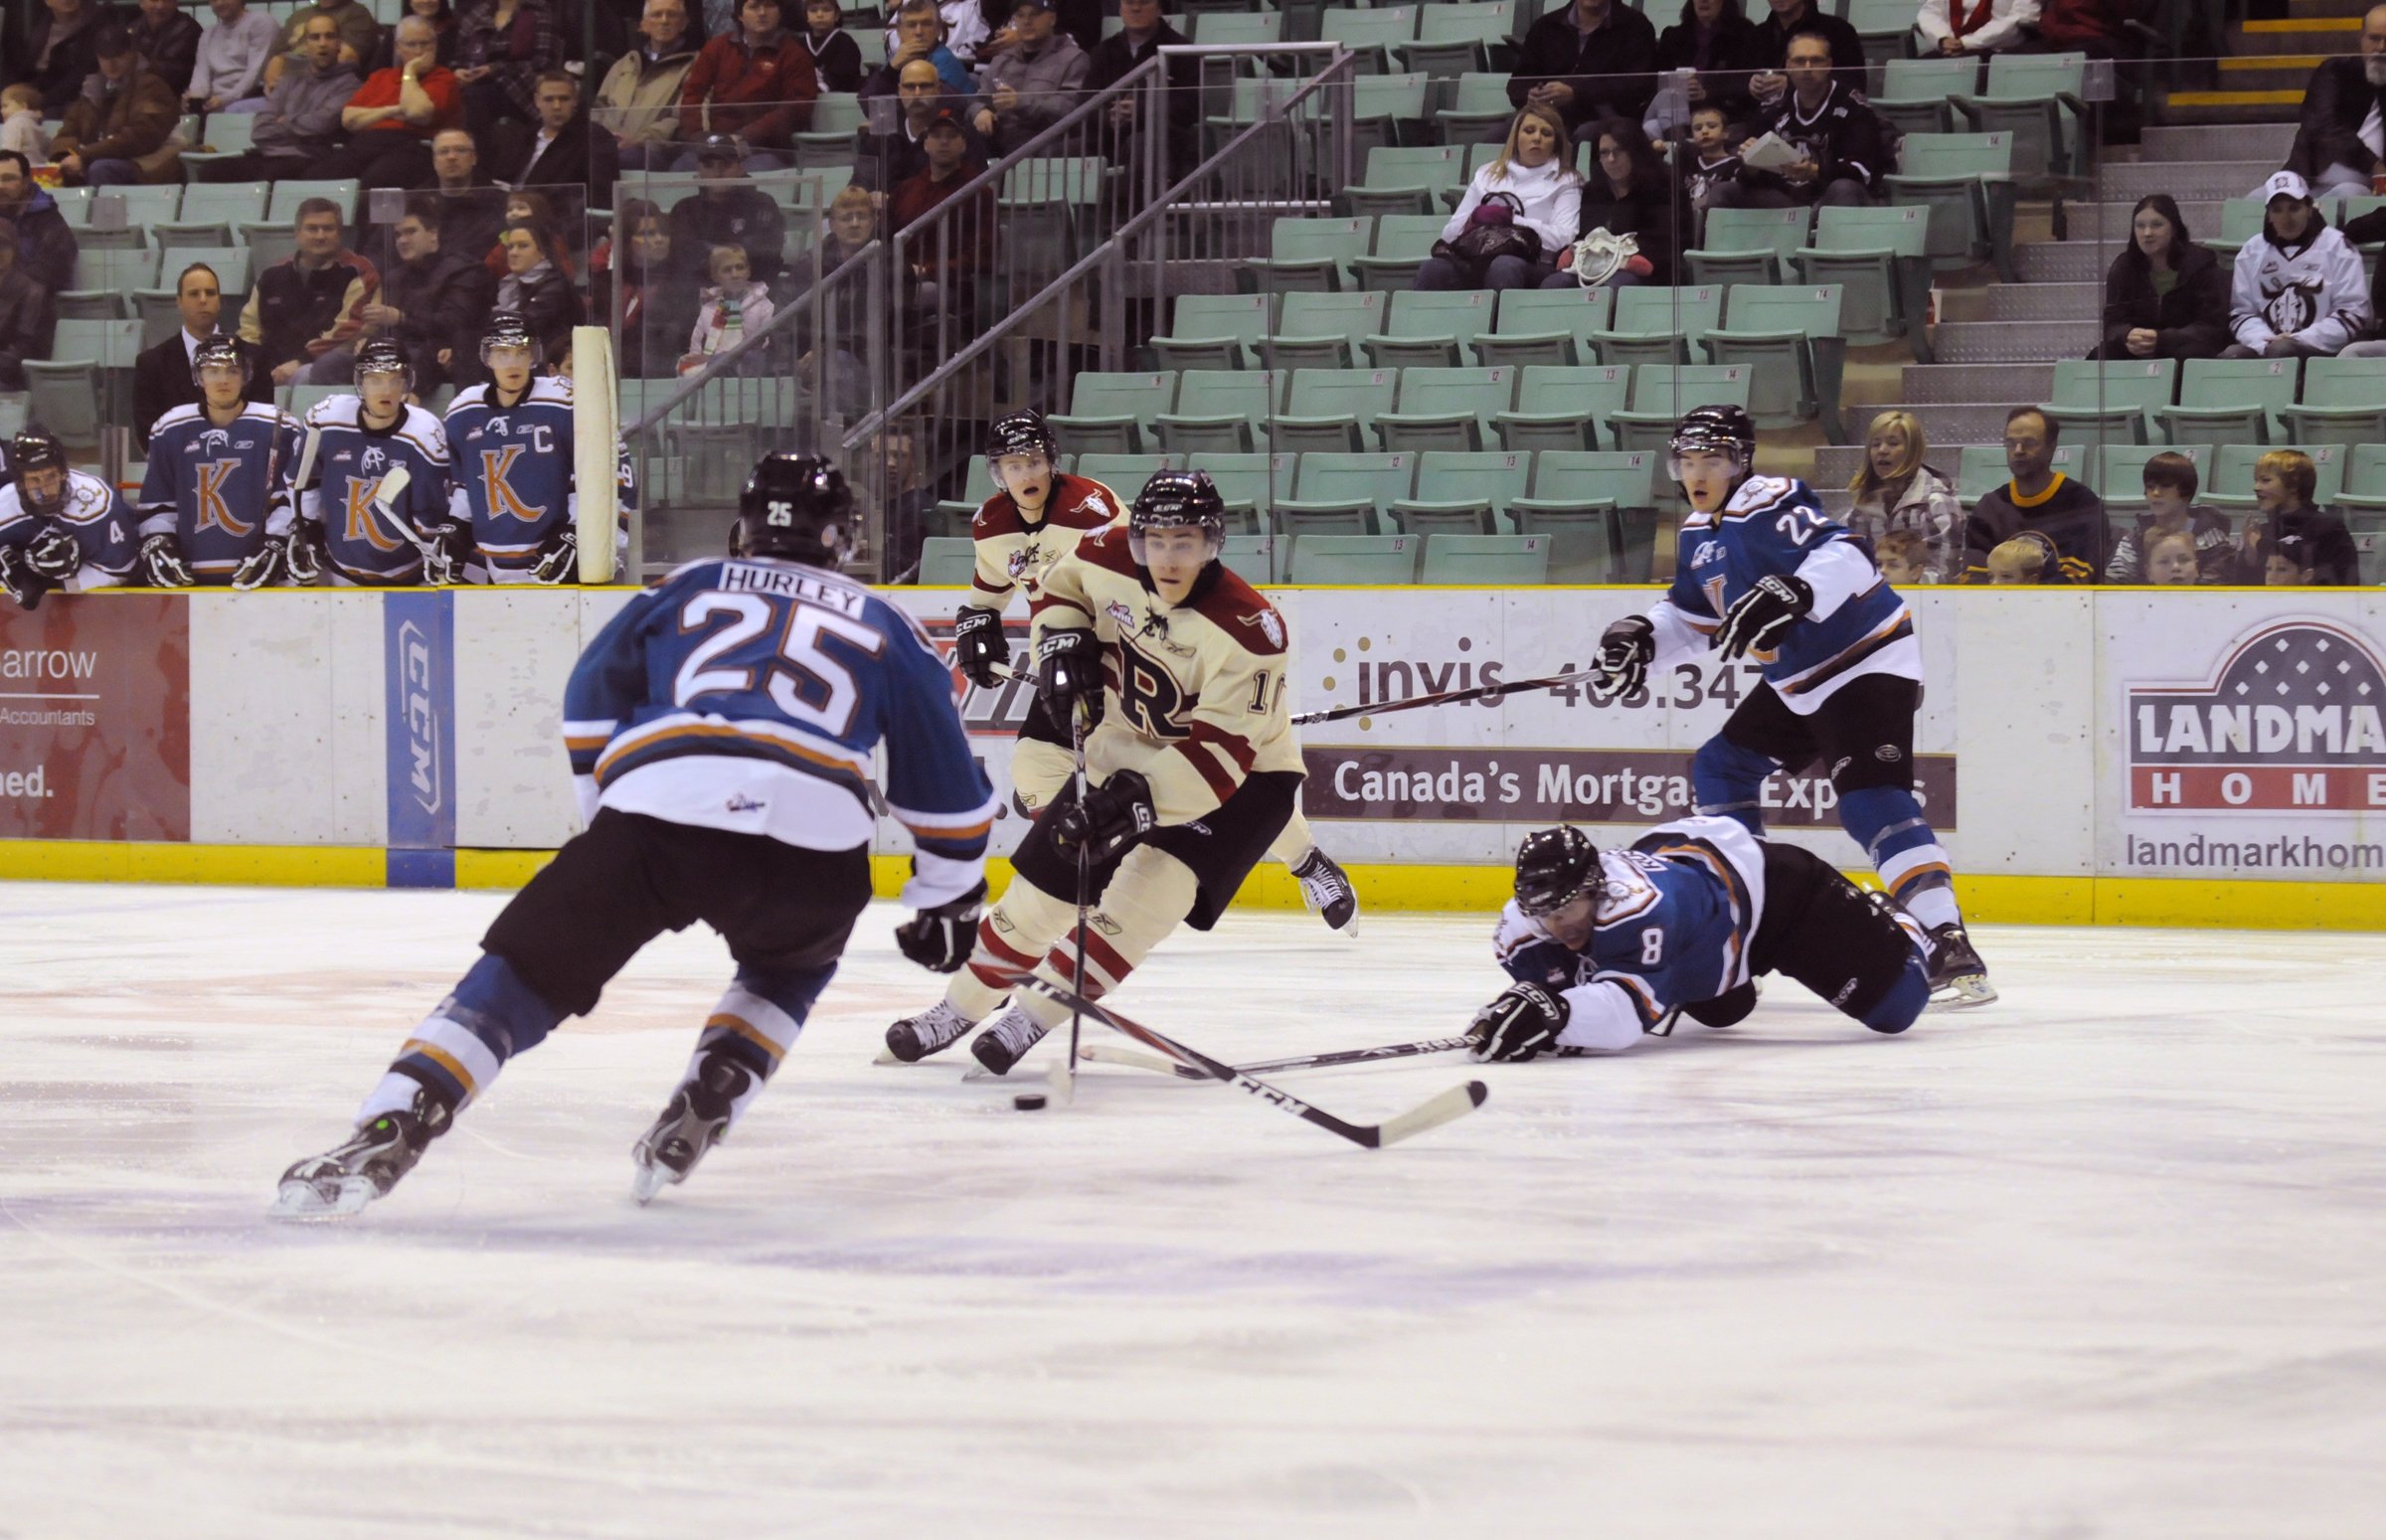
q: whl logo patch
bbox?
[2128,621,2386,812]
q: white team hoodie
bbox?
[1441,155,1585,260]
[2230,219,2371,353]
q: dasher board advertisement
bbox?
[0,594,191,841]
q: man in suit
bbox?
[487,70,619,226]
[132,260,272,449]
[2286,6,2386,200]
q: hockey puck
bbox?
[1012,1093,1048,1112]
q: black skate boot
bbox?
[272,1083,452,1220]
[631,1049,753,1205]
[882,999,977,1064]
[1926,922,1996,1009]
[968,1005,1049,1077]
[1290,846,1359,935]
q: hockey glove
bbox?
[1036,627,1104,727]
[1683,979,1757,1029]
[1587,614,1654,704]
[1050,769,1155,864]
[232,536,289,591]
[1715,574,1812,661]
[286,520,326,586]
[1467,982,1569,1063]
[894,877,989,973]
[418,520,472,586]
[23,523,82,583]
[951,605,1007,690]
[0,546,56,610]
[139,532,196,589]
[531,527,580,586]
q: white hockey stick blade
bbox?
[1044,1053,1075,1108]
[1368,1081,1492,1148]
[1077,1041,1204,1080]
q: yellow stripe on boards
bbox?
[456,849,557,889]
[0,840,387,887]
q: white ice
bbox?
[3,882,2384,1539]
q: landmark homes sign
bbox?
[2128,621,2386,813]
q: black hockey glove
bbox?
[139,532,196,588]
[1467,982,1569,1063]
[418,520,472,586]
[1036,627,1104,728]
[1715,574,1812,660]
[23,522,81,582]
[231,535,288,591]
[1587,614,1654,704]
[531,527,579,586]
[1050,769,1155,863]
[894,877,988,973]
[952,605,1007,690]
[0,546,56,610]
[1683,979,1757,1029]
[286,520,326,586]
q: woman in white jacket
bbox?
[1415,102,1584,291]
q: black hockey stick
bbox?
[1079,1034,1477,1081]
[1059,697,1093,1105]
[1013,976,1486,1149]
[1290,667,1605,727]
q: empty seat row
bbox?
[2037,357,2386,451]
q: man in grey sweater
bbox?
[190,0,286,113]
[192,11,358,182]
[970,0,1088,156]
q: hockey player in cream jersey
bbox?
[888,469,1310,1074]
[947,412,1361,934]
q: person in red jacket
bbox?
[676,0,817,170]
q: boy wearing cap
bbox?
[971,0,1089,156]
[2222,170,2371,359]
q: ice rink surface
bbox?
[3,881,2384,1539]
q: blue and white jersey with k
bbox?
[442,376,634,582]
[561,557,996,907]
[138,403,301,582]
[295,396,452,586]
[1493,815,1768,1052]
[1649,474,1921,714]
[0,469,138,589]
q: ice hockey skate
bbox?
[271,1086,451,1220]
[1290,846,1359,934]
[968,1005,1050,1077]
[631,1051,752,1205]
[882,998,977,1064]
[1927,923,1996,1009]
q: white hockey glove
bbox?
[286,520,326,585]
[232,536,289,591]
[1468,983,1569,1062]
[1587,614,1654,704]
[23,522,81,582]
[1714,574,1812,661]
[531,527,579,585]
[893,877,988,973]
[140,532,197,588]
[416,519,472,586]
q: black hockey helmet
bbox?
[985,410,1057,464]
[1667,402,1756,480]
[732,452,855,567]
[1127,468,1227,563]
[189,334,249,387]
[11,426,67,514]
[353,337,413,391]
[1513,825,1605,918]
[479,312,541,367]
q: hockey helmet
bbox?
[1512,825,1606,918]
[189,334,249,387]
[1126,468,1226,565]
[11,427,68,515]
[732,452,855,567]
[479,313,541,367]
[985,411,1058,465]
[353,337,414,392]
[1667,402,1756,483]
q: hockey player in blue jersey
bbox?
[273,454,999,1218]
[0,428,139,609]
[438,315,632,585]
[1465,822,1934,1061]
[291,339,454,587]
[137,337,307,590]
[1586,404,1993,1007]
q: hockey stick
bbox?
[1053,697,1093,1109]
[1013,976,1487,1149]
[1080,1034,1479,1081]
[1292,667,1607,727]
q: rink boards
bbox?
[3,584,2385,930]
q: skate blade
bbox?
[1929,974,1998,1011]
[269,1175,374,1221]
[630,1152,680,1206]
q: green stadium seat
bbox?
[1157,369,1285,453]
[178,182,271,230]
[1274,450,1420,536]
[2203,441,2344,511]
[2332,442,2386,510]
[47,317,140,370]
[86,183,182,231]
[1351,214,1451,293]
[2281,357,2386,448]
[1607,363,1753,453]
[1392,449,1532,534]
[1437,72,1516,144]
[1345,145,1467,220]
[1592,284,1728,369]
[1952,52,2089,185]
[1075,453,1186,506]
[1188,450,1295,529]
[1322,7,1422,76]
[1246,217,1374,293]
[794,91,865,165]
[1048,370,1177,454]
[1884,132,2018,278]
[239,219,300,271]
[24,362,101,447]
[1477,286,1616,369]
[1957,443,2013,502]
[1513,450,1663,582]
[1422,533,1550,584]
[1795,204,1935,357]
[266,178,360,225]
[57,247,160,320]
[1276,367,1402,453]
[1379,365,1518,451]
[1493,363,1631,452]
[1869,57,1980,137]
[1351,73,1431,161]
[1286,533,1425,584]
[2152,358,2297,448]
[1151,293,1275,372]
[1220,532,1280,585]
[2039,358,2178,450]
[1685,206,1812,288]
[917,537,978,586]
[1365,288,1498,369]
[1268,290,1390,370]
[1846,0,1922,68]
[183,109,258,173]
[2196,199,2269,267]
[933,456,1002,522]
[1705,283,1848,434]
[1189,9,1284,54]
[1396,5,1513,84]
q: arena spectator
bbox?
[52,24,184,188]
[855,59,968,189]
[2327,198,2386,358]
[2238,448,2359,585]
[453,0,561,135]
[309,15,462,189]
[2104,450,2231,583]
[2135,526,2203,586]
[669,131,788,282]
[1555,115,1672,285]
[1507,0,1659,130]
[490,218,582,362]
[797,0,862,92]
[309,199,491,390]
[970,0,1088,157]
[863,0,972,100]
[1416,103,1583,292]
[2094,193,2228,360]
[596,196,701,376]
[1677,102,1741,242]
[678,0,817,169]
[1653,0,1766,129]
[1874,528,1928,587]
[195,12,357,180]
[1846,408,1963,584]
[1916,0,2040,58]
[599,0,701,172]
[2283,4,2386,202]
[416,126,508,259]
[1712,31,1884,211]
[401,0,460,67]
[485,189,577,273]
[1982,531,2058,584]
[681,241,775,371]
[0,220,57,393]
[26,0,107,115]
[1749,0,1866,103]
[0,151,79,293]
[2221,171,2369,359]
[188,0,283,112]
[1964,406,2108,582]
[131,262,270,447]
[128,0,203,96]
[0,86,51,163]
[890,104,994,316]
[257,0,379,97]
[1085,0,1195,187]
[909,0,988,65]
[489,70,619,228]
[239,198,381,387]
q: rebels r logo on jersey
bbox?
[1113,633,1190,739]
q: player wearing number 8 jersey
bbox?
[1587,405,1992,1007]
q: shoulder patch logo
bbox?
[1106,599,1137,631]
[1240,609,1285,648]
